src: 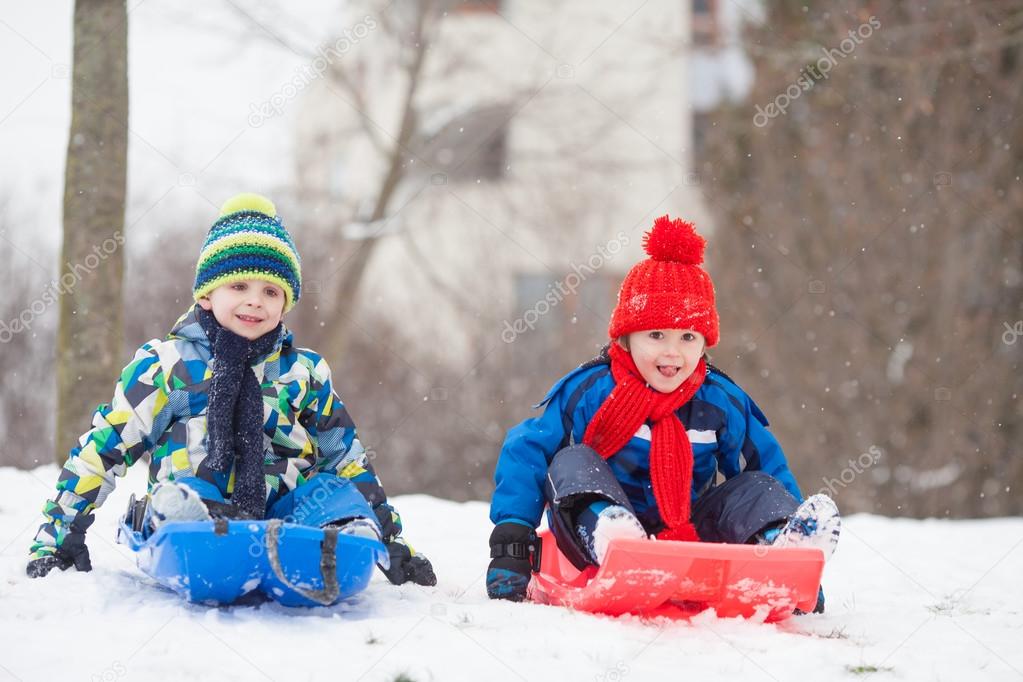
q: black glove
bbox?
[379,538,437,586]
[486,523,540,601]
[371,503,435,586]
[26,514,94,578]
[374,503,402,541]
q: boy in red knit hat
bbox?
[487,216,840,612]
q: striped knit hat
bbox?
[193,193,302,312]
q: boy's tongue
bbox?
[657,365,680,378]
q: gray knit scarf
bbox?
[196,306,281,518]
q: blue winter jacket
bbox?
[490,360,803,530]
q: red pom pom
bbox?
[642,215,705,264]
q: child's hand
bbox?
[26,514,94,578]
[486,523,538,601]
[379,537,437,586]
[370,503,436,586]
[27,533,92,578]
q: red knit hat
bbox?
[608,215,719,347]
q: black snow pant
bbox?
[544,444,801,570]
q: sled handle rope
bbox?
[265,520,340,606]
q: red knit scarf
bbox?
[583,343,706,542]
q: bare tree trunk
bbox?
[321,5,431,365]
[56,0,128,464]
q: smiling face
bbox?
[197,279,286,340]
[623,328,706,393]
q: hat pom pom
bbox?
[642,215,705,264]
[219,193,277,218]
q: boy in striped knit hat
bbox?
[28,194,436,587]
[487,216,840,612]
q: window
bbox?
[456,0,503,15]
[418,103,511,184]
[692,111,712,164]
[692,0,719,47]
[510,271,619,374]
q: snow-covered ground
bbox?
[1,465,1020,682]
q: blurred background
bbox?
[0,0,1019,519]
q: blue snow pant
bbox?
[544,444,800,570]
[172,474,378,529]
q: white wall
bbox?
[295,0,713,363]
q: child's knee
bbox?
[545,445,626,507]
[170,476,226,504]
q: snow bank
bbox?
[1,465,1020,681]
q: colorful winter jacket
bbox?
[490,359,803,531]
[31,307,397,558]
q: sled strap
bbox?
[265,520,340,606]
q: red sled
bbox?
[528,529,823,622]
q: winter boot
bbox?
[325,517,382,542]
[771,494,841,561]
[148,482,212,530]
[576,500,648,565]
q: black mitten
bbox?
[486,523,539,601]
[26,514,94,578]
[379,538,437,586]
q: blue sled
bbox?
[117,518,388,607]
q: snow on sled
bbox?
[117,515,388,607]
[528,529,823,622]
